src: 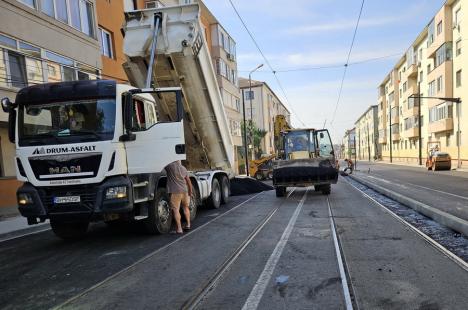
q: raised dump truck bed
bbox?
[123,3,234,174]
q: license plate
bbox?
[53,196,81,204]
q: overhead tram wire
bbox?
[329,0,365,127]
[227,0,307,127]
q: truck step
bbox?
[134,197,150,204]
[133,181,149,188]
[134,215,148,220]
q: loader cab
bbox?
[283,129,334,161]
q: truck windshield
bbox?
[19,99,116,146]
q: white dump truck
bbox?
[1,3,234,239]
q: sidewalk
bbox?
[357,160,468,175]
[0,205,49,241]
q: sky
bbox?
[202,0,446,142]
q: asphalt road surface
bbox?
[1,178,467,309]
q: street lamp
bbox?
[409,95,462,169]
[248,64,263,160]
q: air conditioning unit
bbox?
[226,53,235,62]
[145,1,163,9]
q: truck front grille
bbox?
[39,187,98,213]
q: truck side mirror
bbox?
[1,97,16,113]
[8,109,16,143]
[119,92,136,142]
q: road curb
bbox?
[0,220,50,242]
[349,174,468,237]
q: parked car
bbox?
[427,151,452,171]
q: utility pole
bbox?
[389,106,393,163]
[241,89,249,176]
[367,121,371,161]
[418,82,422,166]
[248,64,263,160]
[457,99,462,168]
[354,135,357,170]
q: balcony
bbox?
[392,132,400,141]
[429,118,453,133]
[378,136,387,144]
[406,106,419,117]
[407,64,418,78]
[404,127,419,138]
[391,114,400,124]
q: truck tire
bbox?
[321,184,331,195]
[275,186,286,197]
[50,220,88,240]
[189,187,198,222]
[220,176,230,205]
[144,187,173,234]
[208,178,221,209]
[314,185,321,192]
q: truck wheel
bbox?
[220,176,230,205]
[145,187,173,234]
[275,186,286,197]
[314,185,321,192]
[208,178,221,209]
[50,220,88,240]
[321,184,331,195]
[189,187,198,222]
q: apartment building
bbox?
[355,105,380,161]
[239,78,291,158]
[376,0,467,166]
[0,0,101,209]
[342,128,356,159]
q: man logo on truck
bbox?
[49,166,82,174]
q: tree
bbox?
[242,121,267,159]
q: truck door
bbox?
[316,130,335,160]
[124,95,186,175]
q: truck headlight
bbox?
[105,186,127,200]
[18,193,34,205]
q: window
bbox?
[446,134,450,147]
[47,62,62,83]
[0,34,17,49]
[436,21,442,35]
[230,120,241,136]
[428,19,435,46]
[419,71,423,82]
[428,80,435,96]
[63,66,75,81]
[456,70,462,87]
[245,90,254,100]
[0,50,8,88]
[55,0,68,23]
[19,42,41,58]
[70,0,81,29]
[403,82,407,92]
[437,76,443,92]
[429,102,453,122]
[131,98,158,131]
[455,8,461,26]
[427,64,431,74]
[99,28,113,58]
[80,0,95,37]
[45,51,73,66]
[41,0,54,17]
[235,98,240,112]
[25,58,43,85]
[388,92,394,104]
[435,42,452,67]
[399,89,402,98]
[456,40,461,56]
[18,0,36,7]
[8,52,27,88]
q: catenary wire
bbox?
[330,0,365,127]
[227,0,307,127]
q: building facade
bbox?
[239,78,290,158]
[96,0,129,83]
[376,0,467,167]
[0,0,101,178]
[342,128,356,160]
[355,105,380,161]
